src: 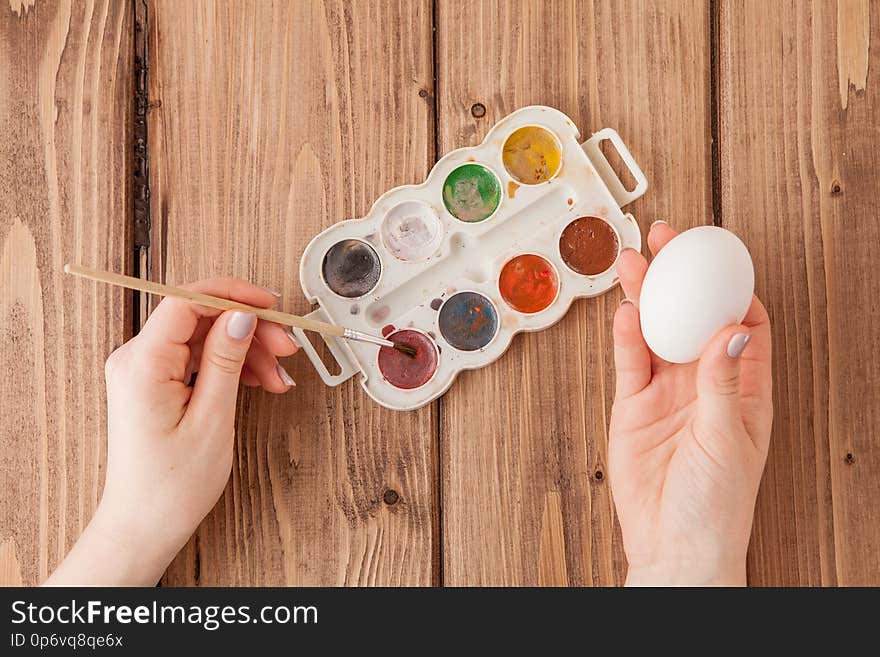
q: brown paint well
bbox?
[558,216,619,276]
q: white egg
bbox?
[639,226,754,363]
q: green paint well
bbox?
[442,164,502,223]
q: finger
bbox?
[696,322,751,432]
[742,295,771,340]
[737,296,773,445]
[254,320,300,357]
[240,365,261,387]
[647,221,679,257]
[189,324,298,385]
[183,341,201,384]
[139,277,279,347]
[613,300,652,398]
[617,248,649,302]
[187,310,257,434]
[741,296,772,369]
[189,316,213,347]
[243,337,295,393]
[135,279,278,385]
[186,277,279,308]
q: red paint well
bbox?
[377,329,439,390]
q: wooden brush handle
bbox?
[63,263,345,337]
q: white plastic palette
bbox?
[293,106,647,411]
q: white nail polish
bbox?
[262,286,282,298]
[726,333,752,359]
[276,363,296,387]
[286,330,301,349]
[650,219,668,229]
[227,312,256,339]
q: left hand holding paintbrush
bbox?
[45,278,298,585]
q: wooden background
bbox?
[1,0,876,586]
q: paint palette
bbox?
[293,106,647,411]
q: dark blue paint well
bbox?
[438,291,498,351]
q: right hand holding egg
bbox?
[609,222,773,586]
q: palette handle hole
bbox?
[581,128,648,208]
[292,308,359,387]
[599,139,638,193]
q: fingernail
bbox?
[285,329,301,349]
[726,333,752,359]
[620,298,636,308]
[276,363,296,387]
[650,220,668,229]
[227,312,256,340]
[261,286,282,298]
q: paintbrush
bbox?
[63,263,418,357]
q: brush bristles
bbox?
[392,342,418,358]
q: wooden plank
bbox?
[436,0,712,585]
[148,0,437,585]
[720,0,880,586]
[0,0,133,585]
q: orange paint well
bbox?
[498,254,559,314]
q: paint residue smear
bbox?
[322,239,382,297]
[442,163,501,222]
[381,201,442,261]
[438,291,499,351]
[559,216,619,276]
[499,254,559,313]
[377,329,439,389]
[502,126,562,184]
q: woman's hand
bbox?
[609,222,773,586]
[45,278,299,586]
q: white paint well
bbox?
[380,200,443,262]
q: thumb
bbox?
[696,324,752,426]
[187,310,256,433]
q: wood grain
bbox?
[720,0,880,586]
[147,0,438,585]
[435,0,712,585]
[4,0,877,589]
[0,0,132,585]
